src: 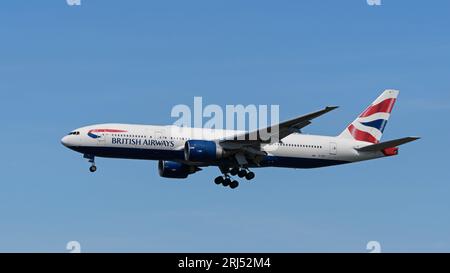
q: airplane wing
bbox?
[220,106,339,145]
[217,106,338,167]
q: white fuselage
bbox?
[61,123,387,169]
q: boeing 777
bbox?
[61,90,419,189]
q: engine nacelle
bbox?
[184,140,223,162]
[158,160,199,179]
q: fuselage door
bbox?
[97,132,106,145]
[329,142,337,155]
[154,129,167,154]
[155,129,166,141]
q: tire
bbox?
[230,181,239,189]
[238,169,247,178]
[89,166,97,173]
[230,168,239,176]
[214,176,224,185]
[245,172,255,180]
[223,178,231,187]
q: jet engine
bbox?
[158,160,200,179]
[184,140,224,162]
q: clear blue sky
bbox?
[0,0,449,252]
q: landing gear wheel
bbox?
[214,176,224,185]
[222,178,231,187]
[229,168,239,176]
[84,154,96,173]
[229,180,239,189]
[245,171,255,180]
[238,169,247,178]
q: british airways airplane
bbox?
[61,90,419,189]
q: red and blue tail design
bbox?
[338,90,399,143]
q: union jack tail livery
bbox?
[338,89,399,143]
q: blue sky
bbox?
[0,0,449,252]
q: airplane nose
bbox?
[61,136,70,147]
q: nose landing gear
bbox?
[84,154,97,173]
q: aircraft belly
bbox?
[70,145,185,161]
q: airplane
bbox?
[61,89,419,189]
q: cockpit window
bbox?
[68,131,80,135]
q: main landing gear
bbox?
[214,167,256,189]
[84,154,97,173]
[231,167,255,181]
[214,176,239,189]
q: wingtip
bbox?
[326,106,339,110]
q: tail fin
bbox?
[338,89,399,143]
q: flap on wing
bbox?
[356,137,420,152]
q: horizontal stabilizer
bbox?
[356,137,420,152]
